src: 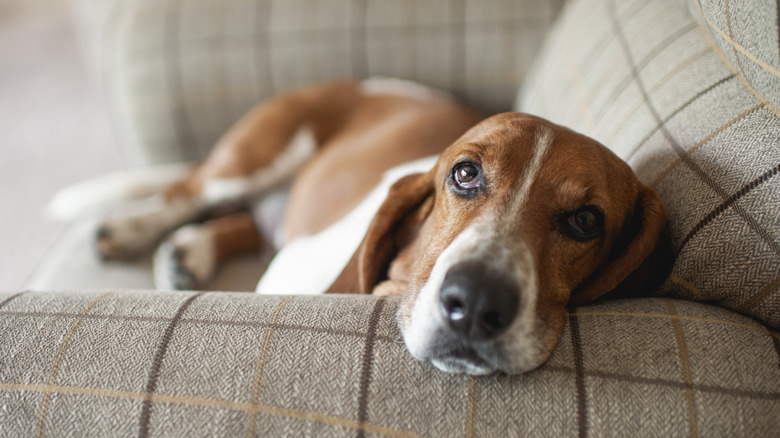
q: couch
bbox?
[3,0,778,436]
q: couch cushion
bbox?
[104,0,564,166]
[1,290,778,436]
[519,0,780,329]
[688,0,780,111]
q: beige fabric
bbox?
[519,0,780,328]
[104,0,564,166]
[687,0,780,112]
[1,291,778,436]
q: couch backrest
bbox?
[519,0,780,329]
[689,0,780,111]
[105,0,564,166]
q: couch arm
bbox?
[1,291,777,436]
[101,0,563,167]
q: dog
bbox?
[94,78,671,375]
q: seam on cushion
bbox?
[695,0,780,80]
[607,0,780,261]
[356,298,386,438]
[737,276,780,314]
[650,103,764,187]
[664,299,698,438]
[138,292,204,438]
[34,291,115,438]
[246,295,292,438]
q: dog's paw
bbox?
[95,196,197,260]
[153,225,216,290]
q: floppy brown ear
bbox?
[327,171,435,294]
[569,184,672,305]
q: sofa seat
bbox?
[1,290,777,436]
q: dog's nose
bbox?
[439,261,519,339]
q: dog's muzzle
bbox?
[439,261,519,340]
[415,259,525,375]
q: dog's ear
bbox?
[327,171,434,294]
[569,184,672,305]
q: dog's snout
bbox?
[439,261,519,339]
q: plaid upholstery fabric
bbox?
[104,0,564,166]
[688,0,780,112]
[519,0,780,328]
[1,290,778,437]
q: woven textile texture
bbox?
[104,0,564,166]
[1,290,778,437]
[688,0,780,112]
[519,0,780,328]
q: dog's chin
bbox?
[430,355,496,375]
[410,333,505,375]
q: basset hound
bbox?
[95,78,671,375]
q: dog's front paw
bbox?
[95,196,198,260]
[96,215,164,261]
[153,225,216,290]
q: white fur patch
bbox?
[201,126,317,204]
[505,126,554,223]
[255,156,438,295]
[154,224,216,290]
[360,77,453,102]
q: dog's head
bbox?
[335,112,670,374]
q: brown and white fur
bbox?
[94,78,671,375]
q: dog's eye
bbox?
[563,207,603,240]
[452,162,481,191]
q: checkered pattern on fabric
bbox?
[103,0,564,166]
[518,0,780,329]
[1,290,778,437]
[687,0,780,112]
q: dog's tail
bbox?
[47,163,193,221]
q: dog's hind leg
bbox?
[153,211,263,290]
[95,81,361,261]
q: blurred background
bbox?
[0,0,122,289]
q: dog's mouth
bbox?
[425,340,503,375]
[431,354,493,375]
